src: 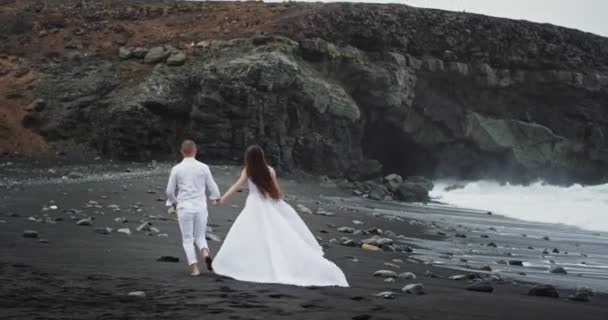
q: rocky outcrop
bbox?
[7,1,608,183]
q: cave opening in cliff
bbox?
[363,122,437,178]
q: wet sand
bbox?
[1,161,607,319]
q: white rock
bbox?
[373,270,398,278]
[374,291,397,299]
[402,283,425,295]
[297,204,313,214]
[128,291,146,298]
[117,228,132,235]
[398,272,417,280]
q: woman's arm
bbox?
[219,168,248,204]
[269,166,283,198]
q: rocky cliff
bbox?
[1,1,607,183]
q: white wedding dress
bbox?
[212,179,349,287]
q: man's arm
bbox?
[205,166,221,201]
[165,168,178,207]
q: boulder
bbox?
[528,284,559,298]
[144,46,169,64]
[383,173,403,192]
[166,51,186,66]
[549,266,567,274]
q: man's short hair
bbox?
[181,140,197,155]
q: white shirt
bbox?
[165,157,221,209]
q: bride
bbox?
[212,145,349,287]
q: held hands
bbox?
[212,196,226,206]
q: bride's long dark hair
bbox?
[245,145,282,200]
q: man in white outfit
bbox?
[166,140,221,276]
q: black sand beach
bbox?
[1,161,607,319]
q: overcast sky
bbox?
[262,0,608,37]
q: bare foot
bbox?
[190,263,201,276]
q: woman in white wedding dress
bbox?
[212,145,349,287]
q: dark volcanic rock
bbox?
[24,3,608,184]
[466,281,494,293]
[528,284,559,298]
[157,256,179,263]
[394,177,433,202]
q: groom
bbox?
[166,140,221,276]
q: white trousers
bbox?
[177,207,208,266]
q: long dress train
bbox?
[212,180,349,287]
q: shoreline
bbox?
[1,161,607,319]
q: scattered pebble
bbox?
[296,204,313,214]
[402,283,425,295]
[157,256,179,263]
[373,291,397,299]
[117,228,132,235]
[94,228,112,235]
[22,230,39,238]
[136,222,151,232]
[337,227,355,234]
[373,270,398,278]
[549,266,567,274]
[206,233,222,242]
[466,281,494,293]
[398,272,416,280]
[361,244,380,251]
[128,291,146,298]
[76,218,92,226]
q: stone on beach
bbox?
[373,270,398,278]
[528,284,559,298]
[374,291,397,299]
[117,228,132,235]
[398,272,417,280]
[204,232,222,242]
[338,227,356,233]
[22,230,39,239]
[340,237,357,247]
[384,262,400,269]
[549,266,567,274]
[94,227,112,235]
[361,236,393,246]
[425,271,441,278]
[157,256,180,263]
[128,291,146,298]
[76,218,93,226]
[466,281,494,293]
[402,283,425,295]
[297,204,313,214]
[136,221,151,232]
[568,291,590,302]
[361,244,381,251]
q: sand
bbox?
[1,161,607,319]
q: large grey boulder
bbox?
[144,46,170,64]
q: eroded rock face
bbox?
[27,3,608,184]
